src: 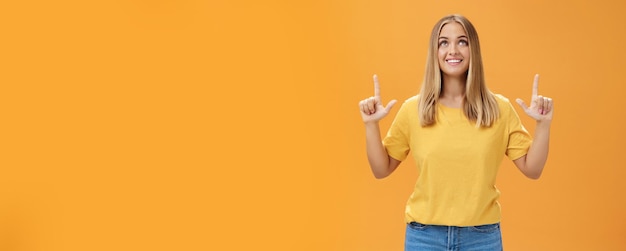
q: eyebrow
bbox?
[438,35,468,40]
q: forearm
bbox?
[364,122,393,179]
[524,120,551,179]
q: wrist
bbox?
[363,121,380,128]
[536,119,552,128]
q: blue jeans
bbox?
[405,222,503,251]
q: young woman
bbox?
[358,14,553,250]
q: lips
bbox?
[445,59,463,66]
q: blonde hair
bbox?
[418,14,499,127]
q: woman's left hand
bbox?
[516,74,553,121]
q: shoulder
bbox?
[395,95,419,109]
[493,93,523,121]
[404,95,420,105]
[493,93,511,105]
[393,95,419,118]
[493,93,515,112]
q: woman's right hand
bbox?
[359,74,397,124]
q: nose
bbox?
[448,44,459,55]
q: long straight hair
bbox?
[418,14,499,127]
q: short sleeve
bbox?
[503,99,532,160]
[382,98,414,161]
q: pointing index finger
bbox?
[373,74,381,98]
[532,74,539,98]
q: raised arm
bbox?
[358,74,400,179]
[513,74,553,179]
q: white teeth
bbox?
[447,59,461,63]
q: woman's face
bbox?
[437,22,470,79]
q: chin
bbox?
[442,70,468,78]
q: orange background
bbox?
[1,0,625,250]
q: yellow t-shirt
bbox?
[383,94,532,226]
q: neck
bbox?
[441,75,466,98]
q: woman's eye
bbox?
[439,41,448,47]
[459,40,468,46]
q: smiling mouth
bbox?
[446,59,462,63]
